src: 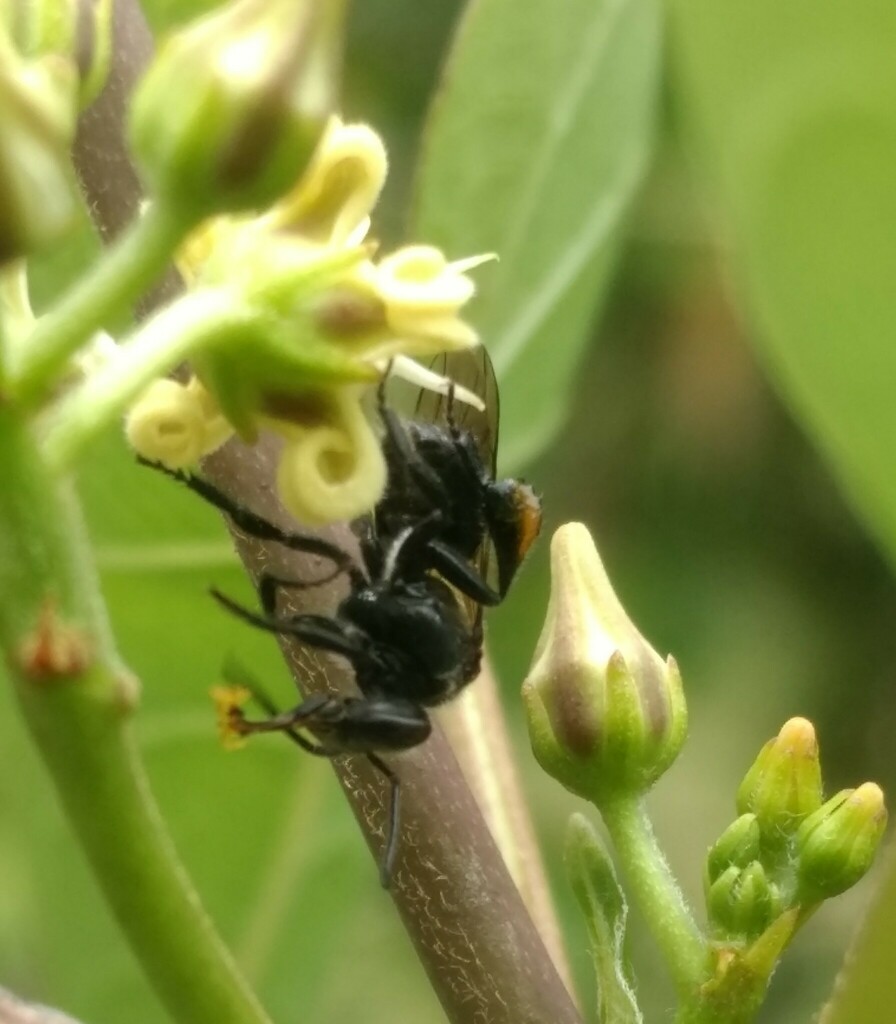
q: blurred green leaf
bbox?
[669,2,896,567]
[669,5,896,1017]
[817,853,896,1024]
[413,0,661,472]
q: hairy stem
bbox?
[0,407,273,1024]
[11,201,189,408]
[42,288,249,470]
[601,795,707,998]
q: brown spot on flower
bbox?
[313,287,386,338]
[263,390,333,426]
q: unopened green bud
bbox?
[796,783,887,903]
[706,861,780,941]
[522,523,687,803]
[130,0,342,217]
[0,48,79,262]
[10,0,111,107]
[737,718,822,852]
[706,814,761,884]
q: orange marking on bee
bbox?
[513,484,543,562]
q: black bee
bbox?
[144,346,541,885]
[374,348,542,610]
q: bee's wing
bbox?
[411,346,500,478]
[398,347,500,631]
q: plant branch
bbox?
[440,664,574,993]
[41,288,248,470]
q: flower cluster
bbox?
[125,116,491,524]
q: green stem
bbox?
[0,404,274,1024]
[673,1004,724,1024]
[41,288,249,470]
[10,202,190,407]
[601,795,707,998]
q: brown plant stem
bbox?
[71,2,581,1023]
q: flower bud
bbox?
[522,523,687,803]
[737,718,823,853]
[706,814,761,884]
[706,861,781,941]
[795,783,887,903]
[0,49,79,262]
[129,0,342,217]
[15,0,112,107]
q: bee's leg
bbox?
[256,567,354,617]
[320,697,430,888]
[367,753,401,887]
[426,539,501,606]
[210,587,365,662]
[444,384,484,481]
[375,381,446,502]
[236,680,431,888]
[139,458,359,575]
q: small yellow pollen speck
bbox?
[211,684,251,750]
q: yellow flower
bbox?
[125,115,492,525]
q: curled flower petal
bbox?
[265,117,387,247]
[125,377,233,468]
[275,388,386,525]
[367,245,493,352]
[377,245,475,315]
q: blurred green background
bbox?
[2,1,896,1023]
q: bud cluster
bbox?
[704,718,886,947]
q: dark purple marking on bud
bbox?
[628,640,668,739]
[543,658,602,758]
[215,3,324,194]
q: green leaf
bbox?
[669,1,896,568]
[565,813,642,1024]
[413,0,662,472]
[817,859,896,1024]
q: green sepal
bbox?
[193,321,377,440]
[566,813,642,1024]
